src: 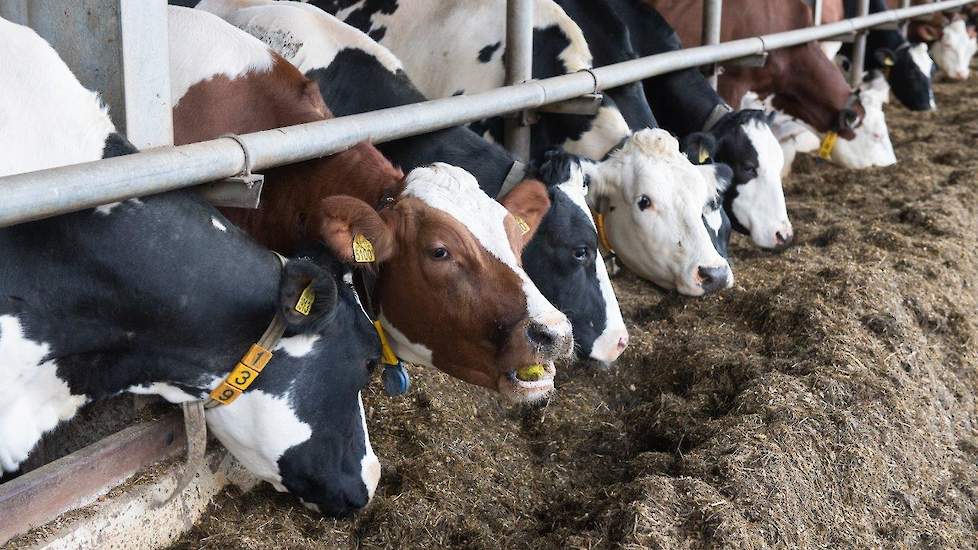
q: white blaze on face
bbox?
[205,389,312,486]
[584,129,731,296]
[0,316,89,472]
[357,393,381,500]
[556,165,628,364]
[831,87,896,168]
[931,19,978,80]
[400,163,572,337]
[734,121,792,249]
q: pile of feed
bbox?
[172,75,978,549]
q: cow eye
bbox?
[430,247,450,260]
[572,246,589,262]
[636,195,652,211]
[743,165,758,178]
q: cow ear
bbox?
[317,195,396,266]
[528,148,579,188]
[684,132,717,165]
[875,48,896,67]
[301,79,330,119]
[500,179,551,247]
[279,258,338,329]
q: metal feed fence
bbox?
[0,0,974,544]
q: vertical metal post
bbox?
[0,0,28,24]
[23,0,173,149]
[504,0,534,162]
[850,0,871,87]
[900,0,912,36]
[813,0,824,25]
[702,0,723,89]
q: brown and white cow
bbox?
[169,6,572,401]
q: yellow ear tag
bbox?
[352,233,376,263]
[515,216,530,235]
[818,131,838,160]
[698,146,710,164]
[884,57,895,67]
[295,283,315,316]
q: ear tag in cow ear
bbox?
[382,362,411,397]
[698,146,711,164]
[515,215,531,235]
[295,283,315,316]
[818,131,838,160]
[884,56,895,67]
[352,233,375,263]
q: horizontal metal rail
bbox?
[0,0,973,228]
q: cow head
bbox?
[878,44,936,111]
[829,84,897,168]
[931,19,978,80]
[522,150,628,365]
[206,244,382,517]
[582,129,734,296]
[688,110,792,250]
[332,164,572,402]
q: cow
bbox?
[841,0,936,111]
[295,0,735,295]
[167,6,573,398]
[651,0,897,170]
[930,18,978,80]
[191,0,629,365]
[0,15,385,516]
[575,0,793,250]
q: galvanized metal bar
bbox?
[504,0,535,162]
[20,0,173,149]
[0,0,973,228]
[901,0,912,35]
[702,0,724,88]
[814,0,824,25]
[850,0,872,87]
[0,0,28,24]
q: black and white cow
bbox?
[289,0,734,295]
[0,16,382,516]
[842,0,936,111]
[588,0,793,250]
[195,0,629,363]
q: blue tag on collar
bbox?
[382,362,411,397]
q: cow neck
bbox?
[205,252,290,408]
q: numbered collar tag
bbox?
[382,362,411,396]
[698,146,710,164]
[353,233,376,263]
[295,283,315,316]
[514,215,530,235]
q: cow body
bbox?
[168,6,573,398]
[297,0,733,295]
[0,16,381,516]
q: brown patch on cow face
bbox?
[375,198,545,391]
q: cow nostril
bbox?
[697,266,730,293]
[616,336,628,353]
[526,323,555,349]
[776,231,786,246]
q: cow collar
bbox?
[206,252,291,408]
[703,103,734,132]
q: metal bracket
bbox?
[199,134,264,209]
[727,52,769,68]
[537,93,604,115]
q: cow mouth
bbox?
[499,362,556,402]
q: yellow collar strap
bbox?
[818,131,838,160]
[373,320,400,366]
[207,254,292,408]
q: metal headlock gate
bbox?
[0,0,974,544]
